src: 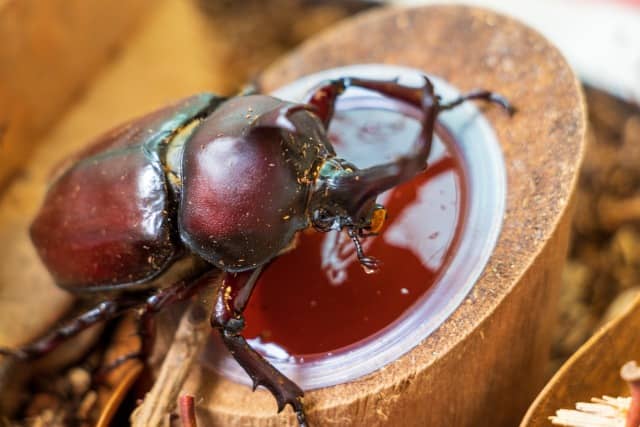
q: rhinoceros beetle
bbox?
[0,75,512,426]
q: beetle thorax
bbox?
[177,95,334,272]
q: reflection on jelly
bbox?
[243,108,467,359]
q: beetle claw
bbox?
[246,365,304,415]
[359,255,381,274]
[275,395,307,427]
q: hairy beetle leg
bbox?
[306,76,438,192]
[0,300,125,360]
[0,270,216,362]
[211,270,308,427]
[440,89,516,115]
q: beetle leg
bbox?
[304,76,437,131]
[313,76,515,205]
[0,270,217,361]
[0,300,127,360]
[211,268,308,427]
[440,89,515,114]
[94,270,219,378]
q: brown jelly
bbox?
[243,107,467,358]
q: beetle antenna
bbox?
[347,228,380,273]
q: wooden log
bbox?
[180,5,586,426]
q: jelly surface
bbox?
[243,107,467,359]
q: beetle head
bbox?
[309,157,388,237]
[307,131,434,271]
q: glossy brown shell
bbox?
[30,94,219,291]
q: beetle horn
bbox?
[328,76,516,216]
[248,103,318,134]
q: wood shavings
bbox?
[550,396,629,426]
[551,362,640,427]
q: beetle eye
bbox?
[312,209,338,231]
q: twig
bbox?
[179,395,197,427]
[620,361,640,427]
[130,281,218,427]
